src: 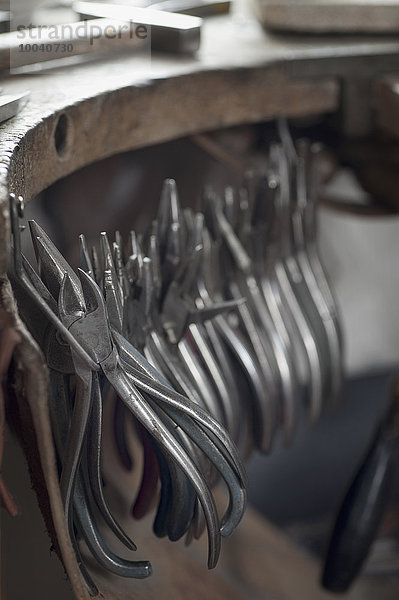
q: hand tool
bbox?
[74,0,202,53]
[9,195,245,583]
[277,118,343,408]
[322,381,399,593]
[204,187,299,446]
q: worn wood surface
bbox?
[252,0,399,33]
[1,14,399,600]
[82,507,395,600]
[0,14,399,270]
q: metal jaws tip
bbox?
[28,220,86,308]
[128,230,141,258]
[276,115,297,165]
[161,178,178,206]
[59,272,84,322]
[100,231,114,270]
[78,267,105,314]
[158,178,183,241]
[59,268,102,319]
[79,234,94,278]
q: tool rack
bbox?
[2,12,399,600]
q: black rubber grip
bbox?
[322,432,399,593]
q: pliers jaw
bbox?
[28,219,86,312]
[59,269,113,365]
[79,234,95,280]
[59,273,85,330]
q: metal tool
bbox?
[74,0,202,53]
[197,223,270,455]
[103,214,247,541]
[277,118,343,409]
[269,143,325,422]
[0,92,29,123]
[203,187,299,447]
[59,268,218,568]
[149,0,231,18]
[322,381,399,593]
[7,124,344,596]
[9,194,247,583]
[8,203,151,594]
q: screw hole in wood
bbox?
[54,113,69,158]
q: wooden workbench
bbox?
[2,11,399,600]
[1,12,399,267]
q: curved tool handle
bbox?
[322,430,399,593]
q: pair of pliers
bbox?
[59,264,244,569]
[104,223,247,546]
